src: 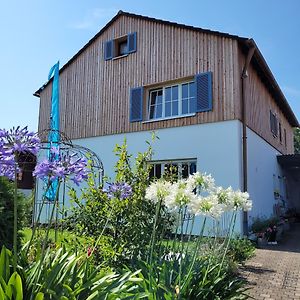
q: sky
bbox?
[0,0,299,131]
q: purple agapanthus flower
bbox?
[33,153,88,186]
[0,126,41,180]
[0,155,18,180]
[0,126,40,156]
[103,182,133,200]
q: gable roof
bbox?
[34,10,299,127]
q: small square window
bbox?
[104,32,137,60]
[115,37,128,57]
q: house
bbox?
[34,11,299,235]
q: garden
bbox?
[0,126,255,299]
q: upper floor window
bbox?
[129,72,213,123]
[104,32,137,60]
[270,110,278,137]
[284,128,287,148]
[279,122,282,144]
[148,82,196,120]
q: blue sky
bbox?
[0,0,299,131]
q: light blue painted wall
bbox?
[73,120,244,234]
[247,127,284,224]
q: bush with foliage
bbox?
[0,245,142,300]
[67,139,174,266]
[227,238,255,263]
[130,252,249,299]
[0,177,29,250]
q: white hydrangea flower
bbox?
[186,172,215,193]
[215,186,235,211]
[188,194,224,219]
[145,180,172,204]
[231,190,252,211]
[164,180,197,211]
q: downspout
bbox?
[241,40,255,235]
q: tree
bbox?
[294,128,300,154]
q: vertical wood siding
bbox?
[238,49,294,155]
[38,15,294,155]
[38,15,240,138]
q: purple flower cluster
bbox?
[0,126,40,180]
[33,150,88,185]
[103,182,133,200]
[0,155,16,179]
[0,126,40,155]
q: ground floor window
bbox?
[149,159,197,181]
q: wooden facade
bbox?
[242,58,294,154]
[37,12,297,155]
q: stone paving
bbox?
[240,223,300,300]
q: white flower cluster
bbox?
[145,172,252,219]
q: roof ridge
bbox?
[117,10,248,41]
[34,10,247,96]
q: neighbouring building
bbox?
[35,11,299,235]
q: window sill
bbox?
[112,54,128,60]
[142,113,196,124]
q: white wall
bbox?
[72,120,244,234]
[247,127,283,223]
[74,120,242,187]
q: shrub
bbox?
[0,245,142,299]
[68,139,174,267]
[0,177,29,250]
[227,238,255,263]
[131,253,249,299]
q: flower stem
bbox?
[31,182,61,298]
[178,208,185,299]
[181,217,206,291]
[13,163,18,272]
[218,211,237,276]
[26,182,51,256]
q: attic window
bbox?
[104,32,137,60]
[117,39,128,56]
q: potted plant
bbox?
[265,225,278,244]
[256,232,267,247]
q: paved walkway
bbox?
[241,223,300,300]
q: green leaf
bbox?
[0,276,8,292]
[34,292,44,300]
[0,246,11,283]
[85,290,99,300]
[0,284,8,300]
[7,272,23,300]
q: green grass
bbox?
[21,227,92,252]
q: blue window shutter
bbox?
[130,87,143,122]
[127,32,137,53]
[104,40,114,60]
[195,72,213,112]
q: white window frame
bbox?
[147,81,196,121]
[149,159,197,180]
